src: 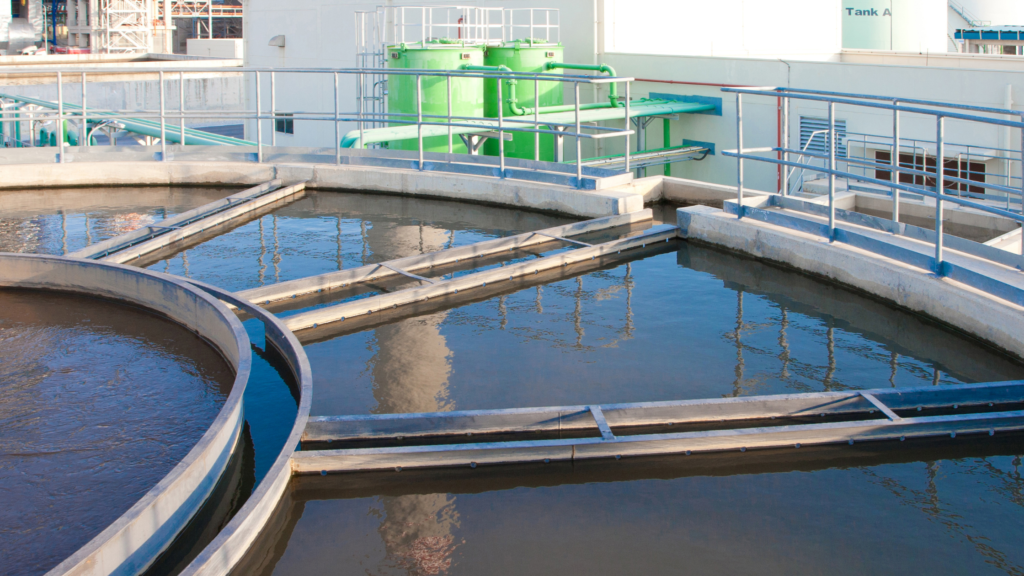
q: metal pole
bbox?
[828,101,836,241]
[736,93,743,218]
[624,81,630,174]
[256,71,263,163]
[417,74,423,170]
[57,71,64,163]
[447,75,453,154]
[358,72,365,151]
[533,77,539,162]
[271,71,276,147]
[179,71,185,146]
[935,116,945,273]
[893,100,900,222]
[1019,112,1024,219]
[498,75,505,177]
[575,82,582,188]
[159,71,166,161]
[334,72,341,165]
[81,72,87,147]
[781,96,789,195]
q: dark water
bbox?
[302,240,1024,417]
[0,186,239,255]
[144,191,576,292]
[0,290,235,576]
[230,220,1024,576]
[236,436,1024,576]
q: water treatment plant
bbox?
[3,1,1024,575]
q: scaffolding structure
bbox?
[61,0,242,54]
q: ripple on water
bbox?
[0,289,234,576]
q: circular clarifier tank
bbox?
[0,289,235,576]
[0,253,251,576]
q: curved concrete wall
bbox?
[174,282,313,576]
[0,254,251,576]
[677,206,1024,360]
[0,158,644,218]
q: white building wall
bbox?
[243,0,1023,196]
[600,51,1024,192]
[604,0,842,60]
[244,0,599,148]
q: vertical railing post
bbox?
[624,81,631,174]
[270,71,277,147]
[57,71,64,163]
[446,74,453,154]
[935,116,945,273]
[781,95,789,195]
[892,100,900,223]
[81,72,88,148]
[334,72,341,165]
[255,71,263,163]
[828,100,836,241]
[1019,112,1024,219]
[574,82,582,188]
[159,71,167,161]
[736,93,743,218]
[358,72,365,151]
[498,74,505,177]
[416,74,423,170]
[179,71,186,146]
[533,77,540,162]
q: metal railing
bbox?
[0,65,635,188]
[724,86,1024,272]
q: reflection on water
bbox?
[306,241,1024,418]
[0,290,234,576]
[145,191,575,292]
[279,234,1024,576]
[0,186,239,255]
[236,435,1024,576]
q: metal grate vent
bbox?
[800,116,847,158]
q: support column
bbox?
[163,0,172,53]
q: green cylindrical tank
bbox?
[483,41,563,161]
[385,43,484,153]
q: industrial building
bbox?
[3,2,1024,576]
[0,0,241,55]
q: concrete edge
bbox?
[0,161,646,218]
[173,282,313,576]
[0,254,251,576]
[676,206,1024,360]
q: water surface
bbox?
[0,290,235,576]
[237,436,1024,576]
[145,191,576,292]
[0,186,239,255]
[303,240,1024,417]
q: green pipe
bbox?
[544,62,621,109]
[663,117,671,176]
[0,93,254,146]
[460,64,527,116]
